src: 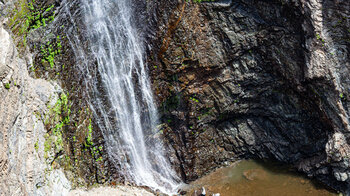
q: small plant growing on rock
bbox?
[190,97,199,103]
[4,83,10,89]
[34,139,39,152]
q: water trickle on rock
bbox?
[63,0,180,194]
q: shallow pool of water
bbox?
[183,160,337,196]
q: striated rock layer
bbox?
[146,0,350,193]
[0,13,71,196]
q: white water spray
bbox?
[62,0,180,194]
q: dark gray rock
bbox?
[146,0,350,193]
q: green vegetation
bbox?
[92,145,103,162]
[190,96,200,103]
[86,119,93,147]
[8,0,107,187]
[4,83,10,89]
[40,36,62,69]
[30,34,65,78]
[27,3,55,29]
[8,0,56,48]
[44,133,53,159]
[82,119,104,162]
[34,139,39,152]
[44,92,71,160]
[315,33,325,45]
[316,33,321,40]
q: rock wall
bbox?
[1,0,142,193]
[2,0,118,191]
[147,0,350,193]
[0,8,71,196]
[1,0,350,194]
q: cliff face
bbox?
[1,0,350,195]
[0,11,71,196]
[0,0,112,194]
[148,0,350,192]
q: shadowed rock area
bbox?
[146,0,350,193]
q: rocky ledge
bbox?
[69,186,154,196]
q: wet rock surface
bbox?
[146,0,350,193]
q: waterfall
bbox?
[61,0,180,194]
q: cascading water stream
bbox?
[61,0,180,194]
